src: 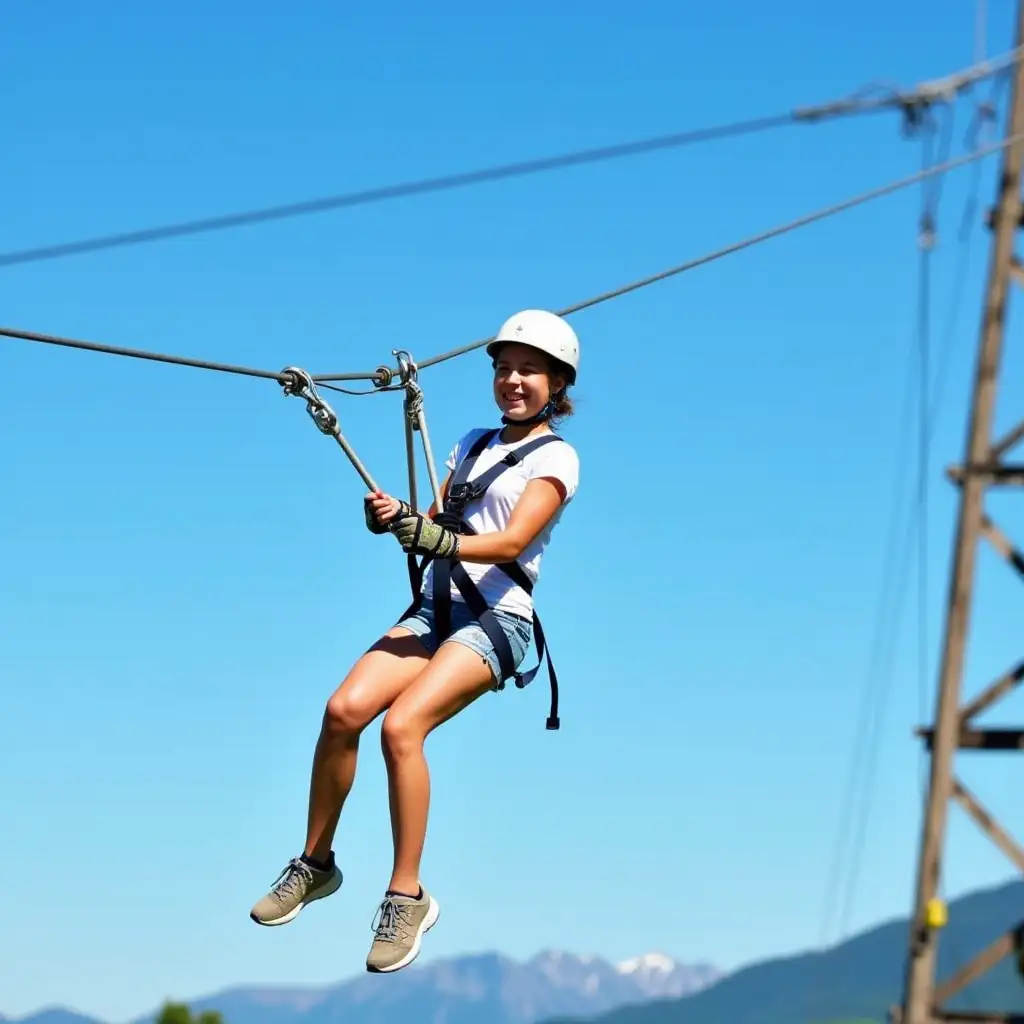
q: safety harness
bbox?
[401,426,563,730]
[277,366,565,730]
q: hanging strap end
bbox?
[545,715,560,731]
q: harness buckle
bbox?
[446,481,480,513]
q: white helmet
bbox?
[486,309,579,384]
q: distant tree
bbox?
[154,1002,223,1024]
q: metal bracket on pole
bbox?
[280,365,380,492]
[895,7,1024,1024]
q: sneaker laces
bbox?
[270,858,313,904]
[370,895,411,944]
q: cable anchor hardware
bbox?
[395,349,425,428]
[394,349,418,386]
[281,365,340,436]
[393,348,443,511]
[280,364,380,492]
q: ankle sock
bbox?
[386,886,423,901]
[301,851,334,873]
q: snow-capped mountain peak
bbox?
[5,950,724,1024]
[613,952,723,998]
[616,952,679,975]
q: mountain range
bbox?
[549,876,1024,1024]
[8,877,1024,1024]
[6,952,720,1024]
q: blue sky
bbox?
[4,0,1024,1019]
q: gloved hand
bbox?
[391,511,460,559]
[364,492,412,534]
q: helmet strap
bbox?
[500,387,565,428]
[501,403,551,427]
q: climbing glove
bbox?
[391,512,460,559]
[364,496,412,535]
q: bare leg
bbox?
[249,627,435,928]
[379,641,494,895]
[304,628,431,863]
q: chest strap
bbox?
[403,428,564,730]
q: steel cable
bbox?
[316,130,1024,381]
[0,325,383,383]
[1,47,1018,270]
[7,135,1020,392]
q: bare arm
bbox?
[455,476,566,564]
[426,471,452,519]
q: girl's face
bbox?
[492,343,563,421]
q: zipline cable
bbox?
[5,132,1022,394]
[0,117,791,269]
[832,108,954,958]
[0,48,1018,270]
[318,129,1024,382]
[0,324,384,384]
[820,77,998,962]
[815,114,948,959]
[809,72,995,1002]
[926,64,1005,442]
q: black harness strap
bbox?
[403,428,564,730]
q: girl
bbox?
[249,309,581,974]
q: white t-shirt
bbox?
[420,426,580,619]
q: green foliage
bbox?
[154,1003,223,1024]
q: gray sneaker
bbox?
[250,856,343,926]
[365,887,440,973]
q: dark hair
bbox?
[548,386,574,428]
[544,353,576,428]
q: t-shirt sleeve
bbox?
[444,428,489,473]
[527,440,580,504]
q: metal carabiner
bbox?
[281,365,341,436]
[281,365,335,436]
[394,349,426,428]
[393,349,417,386]
[391,348,443,510]
[280,364,380,492]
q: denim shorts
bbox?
[395,597,533,687]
